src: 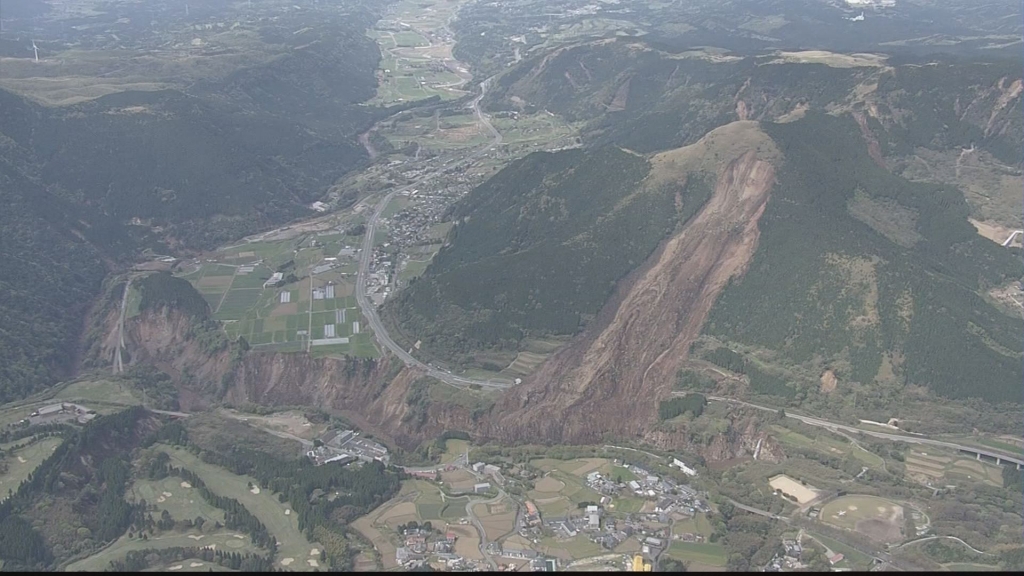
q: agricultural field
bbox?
[903,448,1004,488]
[820,495,905,544]
[367,0,471,106]
[383,112,492,152]
[472,499,516,541]
[538,534,604,561]
[489,113,582,158]
[526,467,603,518]
[176,229,376,357]
[0,437,63,502]
[351,479,470,570]
[664,541,728,569]
[499,337,571,379]
[527,456,651,515]
[158,446,320,571]
[672,513,714,538]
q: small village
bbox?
[384,452,712,572]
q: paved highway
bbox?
[354,77,512,390]
[704,395,1024,466]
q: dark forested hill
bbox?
[0,1,394,403]
[484,39,1022,167]
[705,112,1023,404]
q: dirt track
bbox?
[487,131,777,444]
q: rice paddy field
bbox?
[903,448,1004,488]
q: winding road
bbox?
[464,486,506,570]
[354,76,511,390]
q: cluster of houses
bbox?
[305,429,390,466]
[395,528,461,570]
[764,538,808,572]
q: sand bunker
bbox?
[157,497,166,503]
[285,509,291,515]
[180,481,192,488]
[188,535,205,541]
[308,559,320,567]
[310,549,320,556]
[169,566,182,571]
[17,456,26,463]
[163,492,173,497]
[849,505,858,511]
[877,506,887,512]
[233,534,246,539]
[280,558,294,566]
[190,562,203,568]
[250,486,261,494]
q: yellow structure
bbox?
[632,554,652,572]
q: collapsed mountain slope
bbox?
[484,121,780,443]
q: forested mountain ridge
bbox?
[484,39,1022,171]
[389,111,1021,443]
[0,1,397,403]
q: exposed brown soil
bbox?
[853,111,885,168]
[820,369,838,393]
[482,146,777,444]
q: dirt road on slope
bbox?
[486,146,777,444]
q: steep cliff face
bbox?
[116,306,472,449]
[481,122,780,445]
[122,308,232,410]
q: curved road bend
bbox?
[355,78,509,390]
[465,486,506,570]
[703,395,1024,465]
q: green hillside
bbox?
[0,0,394,403]
[704,112,1023,403]
[385,146,711,364]
[485,40,1021,167]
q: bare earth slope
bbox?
[485,122,779,444]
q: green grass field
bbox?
[665,542,727,567]
[967,436,1024,456]
[127,476,226,525]
[805,531,873,569]
[771,424,886,469]
[159,446,319,570]
[52,378,141,407]
[609,495,646,514]
[393,31,429,47]
[942,563,1001,571]
[145,558,237,572]
[672,513,714,538]
[0,437,63,502]
[820,495,902,532]
[67,530,261,571]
